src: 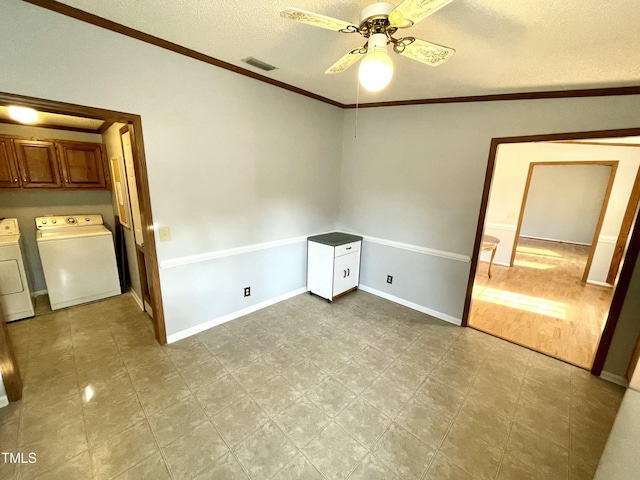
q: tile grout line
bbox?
[109,315,183,480]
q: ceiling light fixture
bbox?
[8,106,38,124]
[358,33,394,92]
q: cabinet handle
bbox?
[13,178,18,182]
[347,268,350,276]
[343,270,347,278]
[346,247,352,250]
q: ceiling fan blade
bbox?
[389,0,454,28]
[325,48,366,74]
[398,38,455,66]
[280,8,358,33]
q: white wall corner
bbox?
[358,285,462,326]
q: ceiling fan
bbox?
[280,0,456,92]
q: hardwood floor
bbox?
[469,237,613,369]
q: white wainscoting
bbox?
[161,232,471,343]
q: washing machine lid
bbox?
[37,225,112,241]
[0,219,20,245]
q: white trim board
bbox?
[129,288,144,311]
[159,231,471,270]
[519,235,592,246]
[0,395,8,409]
[486,222,517,232]
[160,235,310,269]
[600,371,629,388]
[358,285,462,326]
[167,288,307,343]
[358,235,470,263]
[587,280,614,288]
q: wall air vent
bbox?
[241,57,278,71]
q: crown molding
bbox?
[21,0,640,110]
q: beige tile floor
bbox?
[1,291,625,480]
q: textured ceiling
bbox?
[53,0,640,104]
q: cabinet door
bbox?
[14,139,61,188]
[57,141,108,188]
[0,136,20,188]
[332,251,360,296]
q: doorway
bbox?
[0,91,166,345]
[462,128,640,374]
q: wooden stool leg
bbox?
[488,245,497,278]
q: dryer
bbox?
[0,218,34,321]
[36,214,121,310]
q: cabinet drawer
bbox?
[334,241,361,258]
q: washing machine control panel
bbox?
[35,214,105,229]
[0,218,20,236]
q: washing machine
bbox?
[36,214,121,310]
[0,218,35,321]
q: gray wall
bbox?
[520,164,611,244]
[0,0,342,337]
[0,190,115,292]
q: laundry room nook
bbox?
[0,107,149,323]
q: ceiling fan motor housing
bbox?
[359,2,396,29]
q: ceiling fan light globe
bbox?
[358,50,394,92]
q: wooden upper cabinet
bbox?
[56,141,108,189]
[0,136,20,188]
[14,139,62,188]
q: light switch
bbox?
[158,226,172,242]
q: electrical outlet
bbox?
[244,287,251,297]
[387,275,393,284]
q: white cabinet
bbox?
[307,233,362,302]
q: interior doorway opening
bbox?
[463,129,640,377]
[0,91,166,344]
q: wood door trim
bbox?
[581,162,618,283]
[20,0,640,110]
[462,127,640,380]
[0,91,167,345]
[508,160,618,276]
[0,320,23,402]
[607,165,640,284]
[626,332,640,383]
[557,141,640,148]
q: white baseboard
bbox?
[479,259,510,267]
[32,290,47,297]
[129,288,144,310]
[0,395,8,409]
[519,235,591,246]
[167,287,307,343]
[587,280,614,288]
[358,285,462,326]
[600,371,629,387]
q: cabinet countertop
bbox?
[307,232,363,247]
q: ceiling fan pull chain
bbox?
[355,78,360,138]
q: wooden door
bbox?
[0,136,20,188]
[57,141,108,188]
[14,139,61,188]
